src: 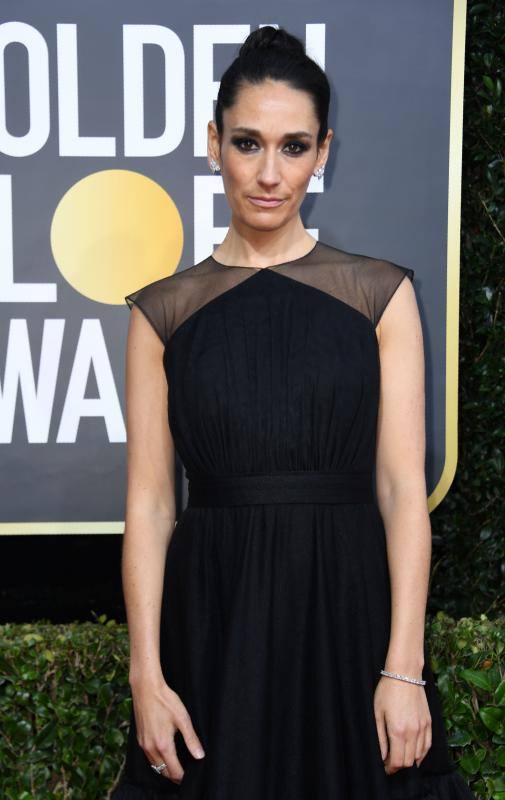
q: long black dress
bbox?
[112,240,474,799]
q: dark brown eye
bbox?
[231,137,258,152]
[284,141,308,155]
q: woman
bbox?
[112,26,475,800]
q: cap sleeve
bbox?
[373,262,415,327]
[125,282,167,345]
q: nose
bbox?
[257,151,282,188]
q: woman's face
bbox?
[208,79,331,231]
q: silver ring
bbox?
[150,761,167,774]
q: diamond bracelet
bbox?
[380,668,426,686]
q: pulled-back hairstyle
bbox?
[215,26,330,148]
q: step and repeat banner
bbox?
[0,1,466,535]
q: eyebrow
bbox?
[230,126,313,139]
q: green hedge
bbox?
[0,612,503,799]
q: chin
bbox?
[245,218,287,232]
[238,207,290,227]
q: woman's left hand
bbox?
[374,675,432,775]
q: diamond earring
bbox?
[313,166,325,180]
[209,158,221,173]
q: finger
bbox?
[415,718,430,767]
[375,711,389,762]
[425,717,432,753]
[418,718,432,767]
[414,713,431,768]
[384,732,406,775]
[414,726,425,767]
[177,708,206,760]
[403,726,419,768]
[160,740,185,783]
[147,735,184,784]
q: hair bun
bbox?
[239,26,305,58]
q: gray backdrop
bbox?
[0,1,466,534]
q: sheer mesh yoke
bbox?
[124,240,414,346]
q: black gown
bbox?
[112,240,475,799]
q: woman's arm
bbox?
[123,305,177,686]
[122,306,206,781]
[375,276,430,676]
[373,276,433,774]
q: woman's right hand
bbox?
[130,674,206,783]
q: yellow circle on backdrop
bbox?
[50,169,183,304]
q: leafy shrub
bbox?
[1,612,502,798]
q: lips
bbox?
[248,196,285,208]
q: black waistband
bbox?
[186,469,374,507]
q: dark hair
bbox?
[215,26,330,148]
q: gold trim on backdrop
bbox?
[427,0,466,513]
[0,522,125,535]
